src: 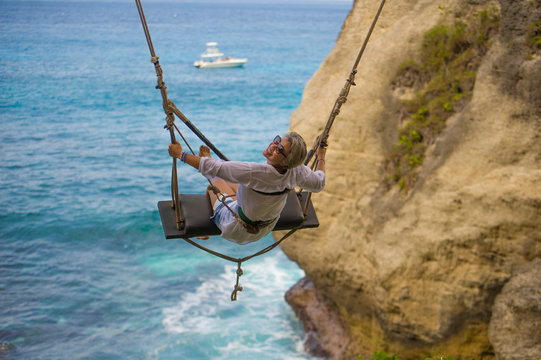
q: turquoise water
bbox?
[0,1,350,358]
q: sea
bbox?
[0,1,351,359]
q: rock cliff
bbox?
[488,259,541,360]
[280,0,541,359]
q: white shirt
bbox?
[199,157,325,243]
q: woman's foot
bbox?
[199,145,211,158]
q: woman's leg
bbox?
[200,145,238,206]
[207,178,237,206]
[199,145,240,240]
[202,179,237,241]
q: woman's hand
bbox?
[315,143,327,173]
[168,143,183,158]
[168,142,201,170]
[316,144,327,160]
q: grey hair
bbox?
[282,131,307,168]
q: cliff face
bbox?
[281,0,541,358]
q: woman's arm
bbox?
[295,145,327,192]
[315,145,326,173]
[169,143,253,185]
[168,143,201,170]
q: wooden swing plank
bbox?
[158,191,319,239]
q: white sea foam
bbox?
[162,271,233,333]
[160,252,312,359]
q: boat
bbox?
[193,42,247,69]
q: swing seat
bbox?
[158,191,319,239]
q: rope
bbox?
[135,0,183,230]
[134,0,387,300]
[180,228,301,301]
[304,0,387,166]
[297,0,386,209]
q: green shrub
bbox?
[384,8,500,193]
[358,350,398,360]
[526,18,541,50]
[358,351,455,360]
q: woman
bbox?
[168,131,326,244]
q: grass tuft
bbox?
[384,8,500,193]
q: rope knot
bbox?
[207,184,221,195]
[164,114,175,130]
[347,69,357,86]
[231,285,243,301]
[231,261,244,301]
[150,56,159,64]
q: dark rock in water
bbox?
[0,341,16,355]
[285,277,353,360]
[489,259,541,360]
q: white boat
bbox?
[193,42,247,69]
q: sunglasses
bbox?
[273,135,287,158]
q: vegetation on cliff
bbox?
[359,351,455,360]
[384,8,500,193]
[525,9,541,58]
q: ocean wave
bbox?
[159,254,309,359]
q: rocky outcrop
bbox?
[0,341,16,356]
[285,278,353,359]
[280,0,541,359]
[488,260,541,360]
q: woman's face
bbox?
[263,135,291,167]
